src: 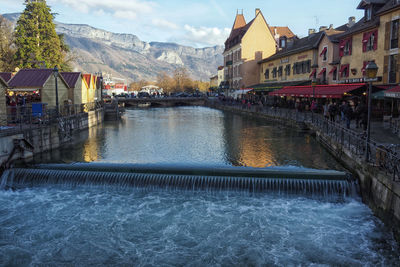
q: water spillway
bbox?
[1,163,355,196]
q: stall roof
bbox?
[269,83,365,98]
[384,86,400,99]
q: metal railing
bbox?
[0,102,103,136]
[207,98,400,181]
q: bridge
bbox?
[117,97,206,107]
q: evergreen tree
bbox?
[14,0,68,70]
[0,15,16,72]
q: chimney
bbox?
[308,29,316,35]
[319,26,328,32]
[348,16,356,27]
[255,8,261,17]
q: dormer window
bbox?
[365,6,372,21]
[279,37,287,49]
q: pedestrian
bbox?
[344,102,353,129]
[323,103,329,120]
[328,102,337,122]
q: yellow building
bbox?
[82,74,99,104]
[377,1,400,84]
[223,9,293,90]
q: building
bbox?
[334,0,386,85]
[223,9,294,91]
[377,0,400,84]
[7,69,71,107]
[61,72,83,105]
[210,75,218,90]
[217,66,224,89]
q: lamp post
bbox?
[364,61,378,161]
[53,66,59,117]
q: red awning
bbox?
[318,68,326,76]
[309,69,316,78]
[269,83,365,99]
[319,47,327,57]
[384,86,400,98]
[329,66,337,74]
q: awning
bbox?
[329,66,337,74]
[9,88,38,92]
[248,80,311,93]
[319,47,327,57]
[372,90,385,100]
[384,86,400,99]
[309,69,316,78]
[269,83,365,98]
[318,68,326,76]
[232,89,253,98]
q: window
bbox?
[306,60,311,73]
[365,7,372,21]
[340,64,349,78]
[293,63,297,75]
[391,19,399,49]
[278,66,283,77]
[389,55,397,84]
[333,68,337,81]
[363,31,378,52]
[279,37,287,49]
[320,47,328,61]
[285,64,291,76]
[264,69,269,80]
[296,62,302,74]
[272,67,277,78]
[340,38,352,57]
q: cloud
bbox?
[181,25,230,47]
[51,0,155,18]
[152,19,179,30]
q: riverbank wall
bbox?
[0,108,104,166]
[206,101,400,242]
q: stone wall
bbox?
[0,108,104,165]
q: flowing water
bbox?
[1,106,399,265]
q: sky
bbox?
[1,0,364,48]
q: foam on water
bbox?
[0,187,398,266]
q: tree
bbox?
[156,72,174,94]
[0,15,16,71]
[14,0,69,70]
[129,79,148,91]
[173,67,192,92]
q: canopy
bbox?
[269,83,365,99]
[384,86,400,99]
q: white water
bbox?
[0,187,398,266]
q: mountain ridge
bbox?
[2,13,223,82]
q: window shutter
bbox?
[373,30,378,50]
[385,22,391,50]
[397,54,400,83]
[383,55,389,84]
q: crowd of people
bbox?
[217,94,369,130]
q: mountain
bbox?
[2,13,224,82]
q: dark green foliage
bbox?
[14,0,70,70]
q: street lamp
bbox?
[53,66,59,117]
[364,61,378,161]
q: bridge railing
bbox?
[207,98,400,181]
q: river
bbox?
[0,106,399,265]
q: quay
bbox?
[206,98,400,241]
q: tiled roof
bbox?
[8,69,53,88]
[377,0,400,14]
[61,72,81,88]
[333,16,380,39]
[0,72,12,83]
[224,18,255,51]
[270,26,295,38]
[259,31,325,63]
[82,74,91,87]
[232,14,246,30]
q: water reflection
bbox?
[27,107,344,170]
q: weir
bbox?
[0,163,356,196]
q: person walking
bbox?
[344,102,353,129]
[323,102,329,120]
